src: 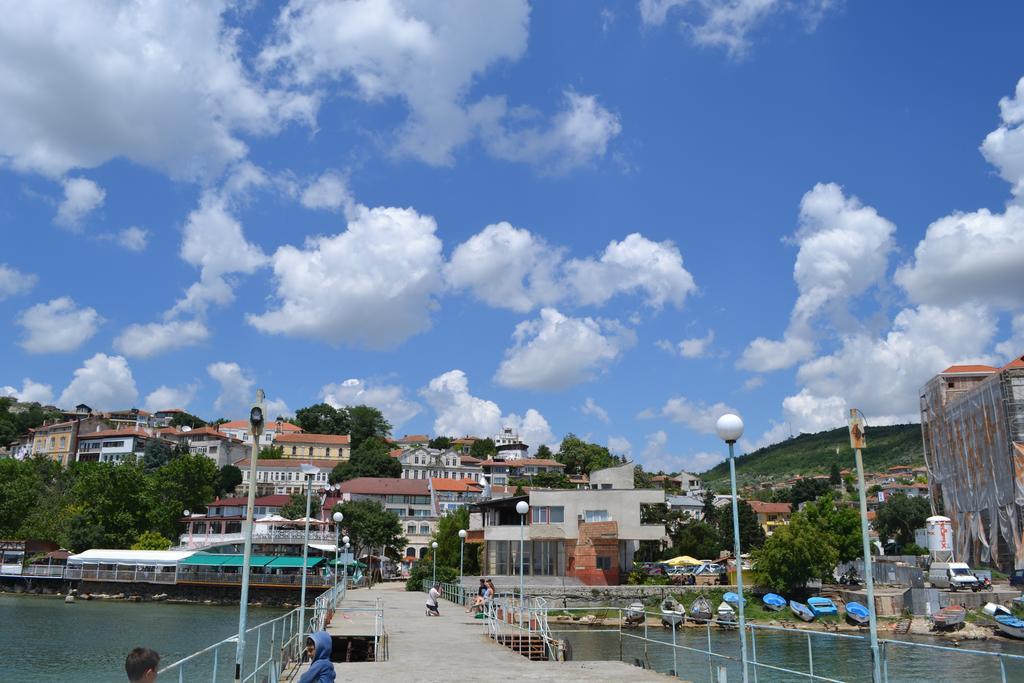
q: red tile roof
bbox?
[430,478,483,492]
[748,501,792,515]
[276,433,350,445]
[396,434,429,443]
[941,364,998,374]
[1004,356,1024,370]
[459,455,482,465]
[339,477,430,496]
[390,449,404,458]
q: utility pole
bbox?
[850,409,881,683]
[234,389,264,682]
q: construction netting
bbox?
[922,369,1024,570]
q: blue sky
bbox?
[2,1,1023,474]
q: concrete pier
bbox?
[289,581,670,681]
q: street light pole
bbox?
[716,413,749,683]
[235,390,264,683]
[298,464,316,636]
[458,529,467,599]
[850,409,881,683]
[342,537,350,594]
[183,509,193,548]
[431,541,439,584]
[332,511,344,602]
[515,500,529,627]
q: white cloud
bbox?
[742,376,765,391]
[495,308,636,391]
[995,314,1024,361]
[0,1,314,179]
[17,297,101,353]
[980,76,1024,199]
[144,384,198,413]
[739,183,897,372]
[249,203,443,349]
[477,91,622,174]
[300,171,355,215]
[1,378,54,404]
[445,222,565,312]
[420,369,554,451]
[644,396,740,434]
[207,361,255,414]
[321,378,422,429]
[608,435,632,457]
[113,320,211,359]
[58,353,138,411]
[54,177,104,230]
[0,264,37,299]
[566,233,697,309]
[639,0,836,58]
[894,205,1024,309]
[581,397,610,423]
[639,429,722,474]
[117,227,148,252]
[658,329,715,358]
[265,397,292,419]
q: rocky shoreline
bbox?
[0,585,301,608]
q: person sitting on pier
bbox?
[467,578,488,613]
[124,647,159,683]
[426,583,441,616]
[300,631,335,683]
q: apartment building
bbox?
[337,478,436,560]
[275,433,351,461]
[75,427,174,464]
[235,458,334,496]
[217,419,303,446]
[480,458,565,487]
[396,446,484,481]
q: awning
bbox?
[308,543,338,553]
[181,555,277,567]
[221,555,276,567]
[266,556,325,569]
[180,555,230,567]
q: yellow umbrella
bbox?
[664,555,701,566]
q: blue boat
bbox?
[723,591,745,606]
[845,601,869,626]
[790,600,815,622]
[762,593,786,611]
[807,597,838,617]
[995,614,1024,640]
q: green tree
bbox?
[752,514,839,593]
[331,499,406,563]
[169,411,207,429]
[829,462,841,487]
[801,494,862,563]
[470,438,496,460]
[667,520,722,560]
[131,530,172,550]
[294,403,350,435]
[535,444,554,460]
[258,445,285,459]
[348,405,391,451]
[510,471,574,489]
[429,507,480,575]
[555,434,620,475]
[701,489,719,526]
[215,465,242,497]
[66,461,153,550]
[280,491,307,518]
[874,494,931,547]
[789,478,832,507]
[328,437,402,484]
[634,465,655,489]
[0,398,63,446]
[428,436,453,450]
[143,439,175,471]
[148,453,219,539]
[716,500,766,551]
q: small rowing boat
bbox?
[931,605,966,630]
[762,593,786,611]
[661,597,685,628]
[994,614,1024,639]
[983,602,1011,618]
[723,591,745,607]
[625,601,646,625]
[807,597,838,618]
[845,602,869,626]
[716,601,737,628]
[689,596,712,623]
[790,600,815,622]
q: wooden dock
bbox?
[288,582,671,681]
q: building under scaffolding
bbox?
[920,356,1024,570]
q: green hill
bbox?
[700,423,923,490]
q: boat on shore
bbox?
[625,601,646,625]
[994,615,1024,639]
[790,600,815,622]
[763,593,786,611]
[661,597,685,628]
[723,591,745,607]
[931,605,966,630]
[689,596,712,623]
[807,597,838,618]
[716,601,737,628]
[983,602,1011,618]
[845,602,869,626]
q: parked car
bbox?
[1010,569,1024,588]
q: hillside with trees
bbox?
[701,423,923,490]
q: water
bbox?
[0,594,284,682]
[553,623,1024,682]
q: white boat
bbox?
[689,596,712,623]
[661,597,685,627]
[790,600,816,622]
[715,601,737,628]
[625,601,646,625]
[983,602,1011,618]
[995,615,1024,640]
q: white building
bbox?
[235,458,334,496]
[75,427,173,463]
[217,419,303,446]
[493,427,529,461]
[161,426,249,467]
[396,446,484,482]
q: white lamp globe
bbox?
[432,541,438,549]
[516,500,529,515]
[458,529,467,539]
[183,509,190,517]
[342,535,350,545]
[715,413,744,443]
[332,511,343,523]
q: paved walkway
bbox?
[290,582,670,682]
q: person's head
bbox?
[125,647,159,683]
[433,583,440,590]
[306,631,332,662]
[306,636,316,660]
[479,578,485,585]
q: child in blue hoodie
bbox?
[300,631,336,683]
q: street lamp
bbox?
[431,541,439,584]
[235,389,264,683]
[297,463,318,637]
[332,511,343,601]
[458,529,468,601]
[342,536,350,593]
[516,499,529,625]
[716,413,748,683]
[183,509,193,548]
[849,408,881,683]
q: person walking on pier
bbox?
[426,583,441,616]
[124,647,159,682]
[300,631,336,683]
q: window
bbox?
[601,484,612,490]
[326,447,331,457]
[419,524,430,535]
[309,447,314,456]
[406,547,416,557]
[584,510,609,522]
[531,506,564,524]
[596,556,612,570]
[291,446,297,456]
[59,436,66,449]
[407,524,415,534]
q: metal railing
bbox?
[420,580,470,606]
[177,571,333,588]
[12,565,66,577]
[63,566,178,583]
[177,529,338,549]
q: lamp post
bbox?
[332,511,343,600]
[850,409,881,683]
[515,499,529,626]
[297,463,317,637]
[183,509,193,548]
[716,413,748,683]
[342,536,350,593]
[431,541,439,584]
[458,529,468,601]
[235,389,264,683]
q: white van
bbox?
[929,562,980,590]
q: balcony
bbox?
[177,529,338,549]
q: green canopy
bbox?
[328,559,366,568]
[180,554,276,567]
[267,556,325,569]
[180,555,229,566]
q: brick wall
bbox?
[569,521,619,586]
